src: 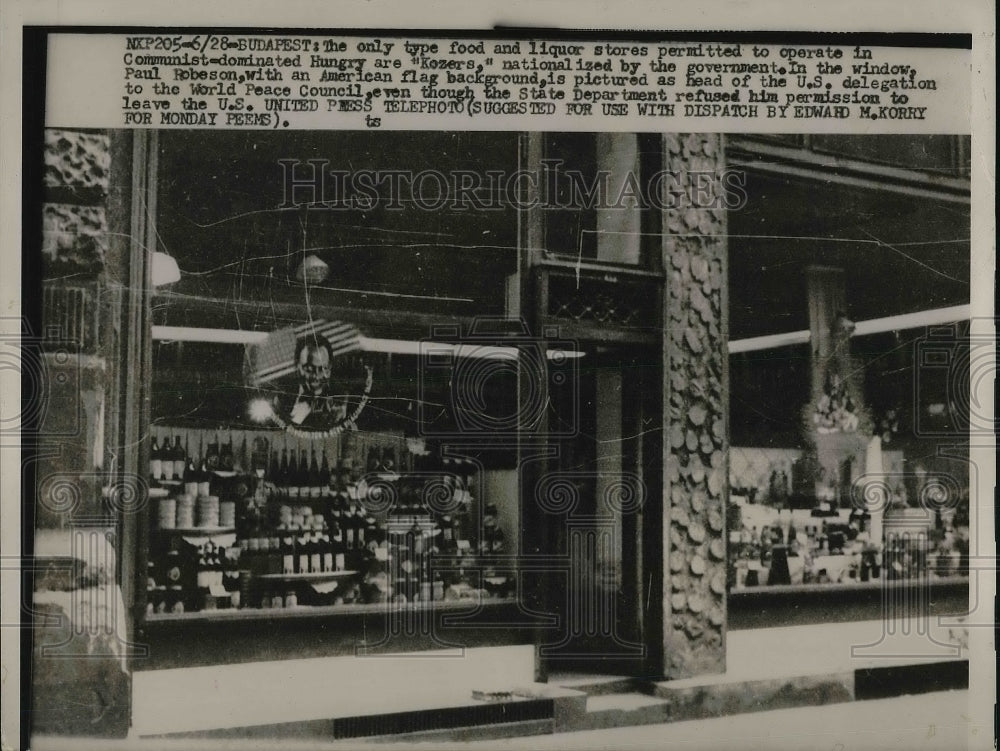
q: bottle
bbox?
[184,451,198,497]
[150,437,163,481]
[296,533,309,574]
[197,453,212,498]
[355,505,367,550]
[308,533,321,574]
[787,522,799,554]
[344,503,358,551]
[220,435,235,472]
[286,449,299,500]
[162,437,176,482]
[381,447,396,474]
[331,523,346,571]
[309,449,322,500]
[330,486,343,527]
[319,449,332,499]
[268,537,283,576]
[297,450,311,500]
[205,433,221,471]
[279,447,290,498]
[281,535,295,575]
[320,533,334,573]
[196,545,211,591]
[236,437,249,474]
[172,436,187,479]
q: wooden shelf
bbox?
[143,596,518,623]
[154,527,236,536]
[257,570,358,582]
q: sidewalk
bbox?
[32,690,984,751]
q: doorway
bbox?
[537,346,660,676]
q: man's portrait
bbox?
[289,334,351,428]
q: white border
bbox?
[1,3,994,750]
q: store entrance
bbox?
[538,346,659,676]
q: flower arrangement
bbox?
[812,371,860,433]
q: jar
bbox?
[285,591,297,608]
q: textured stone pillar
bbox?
[659,133,729,678]
[32,129,132,738]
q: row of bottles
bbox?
[149,429,420,486]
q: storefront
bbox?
[28,127,971,740]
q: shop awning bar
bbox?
[727,304,970,354]
[152,326,581,360]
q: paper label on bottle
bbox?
[335,553,345,571]
[323,553,333,572]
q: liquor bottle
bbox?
[236,437,249,475]
[308,533,322,574]
[197,451,212,498]
[320,533,334,573]
[163,437,178,482]
[296,533,309,574]
[150,437,163,481]
[344,503,358,550]
[355,505,367,550]
[331,523,346,571]
[319,449,332,499]
[205,433,221,471]
[268,537,282,576]
[330,486,343,527]
[196,545,211,591]
[364,516,378,553]
[296,450,311,500]
[281,535,295,575]
[184,450,198,497]
[220,435,235,472]
[284,449,297,500]
[282,448,296,500]
[309,449,322,499]
[172,436,187,479]
[759,526,773,565]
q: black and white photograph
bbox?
[1,10,994,751]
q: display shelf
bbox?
[154,526,236,536]
[143,595,518,623]
[257,570,358,582]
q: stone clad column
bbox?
[658,133,729,678]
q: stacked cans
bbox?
[219,500,236,528]
[158,498,177,529]
[197,495,220,528]
[176,494,195,529]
